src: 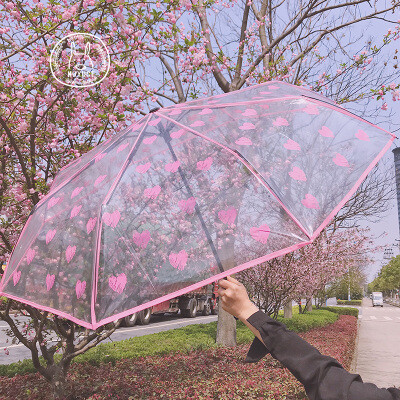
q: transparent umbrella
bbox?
[0,81,394,329]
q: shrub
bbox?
[337,299,362,306]
[320,306,359,317]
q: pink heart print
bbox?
[46,229,56,244]
[48,197,61,209]
[70,204,82,219]
[148,117,161,126]
[283,139,301,151]
[239,122,255,130]
[250,225,270,244]
[333,153,349,167]
[356,129,369,141]
[169,109,182,115]
[318,126,334,137]
[66,245,76,263]
[109,273,127,294]
[235,137,253,146]
[132,230,151,249]
[46,274,55,291]
[144,185,161,199]
[242,108,257,117]
[86,217,97,234]
[94,175,107,186]
[289,167,307,181]
[199,108,213,115]
[136,162,151,174]
[102,210,121,228]
[169,250,188,271]
[197,157,213,171]
[303,104,319,115]
[143,135,157,144]
[95,153,106,163]
[190,120,205,127]
[13,270,21,286]
[165,160,180,172]
[76,280,86,299]
[131,123,143,131]
[273,117,289,127]
[170,129,186,139]
[218,207,237,225]
[267,85,279,90]
[117,143,130,153]
[301,193,320,209]
[178,197,196,214]
[260,91,272,95]
[71,186,84,199]
[26,248,35,265]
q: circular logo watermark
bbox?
[50,33,110,88]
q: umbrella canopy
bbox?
[0,81,394,329]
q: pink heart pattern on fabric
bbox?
[76,280,86,299]
[239,122,255,130]
[144,185,161,200]
[48,197,61,209]
[218,207,237,225]
[70,204,82,219]
[148,117,161,126]
[333,153,349,167]
[267,85,279,90]
[197,157,213,171]
[132,230,151,249]
[94,175,107,186]
[136,162,151,174]
[143,135,157,144]
[250,225,270,244]
[169,109,182,115]
[26,248,35,265]
[289,167,307,181]
[13,270,21,286]
[235,137,253,146]
[86,217,97,234]
[102,210,121,228]
[66,245,76,263]
[273,117,289,127]
[283,139,301,151]
[46,274,55,291]
[318,126,334,137]
[46,229,56,244]
[117,143,130,153]
[170,129,186,139]
[109,273,127,294]
[95,153,106,163]
[71,187,84,199]
[356,129,369,141]
[301,194,320,209]
[165,160,180,172]
[242,108,257,117]
[199,108,212,115]
[190,120,205,127]
[178,197,196,214]
[169,250,188,271]
[303,104,319,115]
[260,91,272,95]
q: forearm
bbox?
[237,304,265,346]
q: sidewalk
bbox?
[352,297,400,389]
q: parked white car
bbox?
[372,292,383,307]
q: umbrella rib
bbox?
[157,112,312,241]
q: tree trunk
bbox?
[283,299,293,318]
[306,297,313,312]
[216,305,237,346]
[49,363,69,400]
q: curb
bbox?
[350,316,361,374]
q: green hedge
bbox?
[320,306,359,317]
[0,308,347,377]
[337,299,362,306]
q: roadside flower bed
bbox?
[0,315,357,399]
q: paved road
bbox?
[0,312,218,365]
[353,298,400,389]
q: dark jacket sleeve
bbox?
[244,310,400,400]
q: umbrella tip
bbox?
[149,107,160,113]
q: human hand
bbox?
[218,276,259,321]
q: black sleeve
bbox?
[244,310,400,400]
